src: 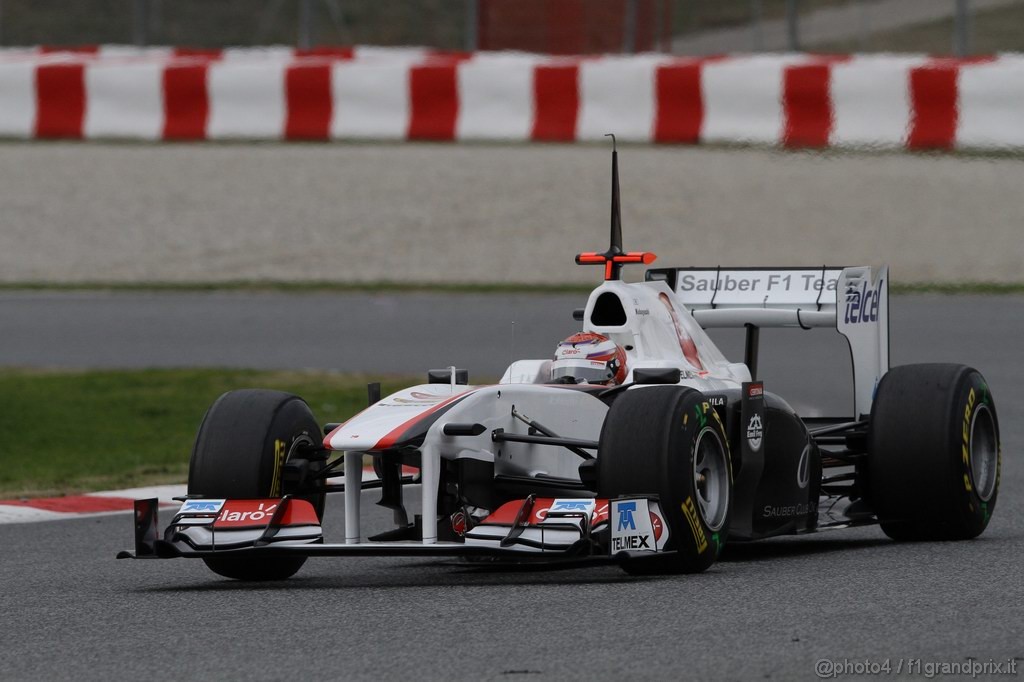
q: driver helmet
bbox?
[550,332,628,385]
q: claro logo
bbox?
[844,279,883,325]
[217,501,278,524]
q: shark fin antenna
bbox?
[606,133,623,260]
[574,134,657,281]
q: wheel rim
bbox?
[970,404,998,502]
[693,426,729,532]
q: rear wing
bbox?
[645,266,889,417]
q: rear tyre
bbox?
[867,364,1000,541]
[188,389,324,580]
[598,386,731,575]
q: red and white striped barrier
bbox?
[1,47,1023,150]
[0,485,185,524]
[0,465,410,525]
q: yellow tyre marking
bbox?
[681,495,709,554]
[270,439,287,497]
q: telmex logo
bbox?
[611,534,650,551]
[536,499,596,520]
[551,501,591,511]
[844,279,883,325]
[617,501,637,531]
[180,500,224,513]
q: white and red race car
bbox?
[120,145,1001,579]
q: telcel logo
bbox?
[844,279,883,325]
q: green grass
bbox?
[0,0,466,49]
[3,0,1020,54]
[890,282,1024,295]
[816,3,1024,55]
[0,0,857,50]
[0,369,417,499]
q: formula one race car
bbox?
[119,143,1002,580]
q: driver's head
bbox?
[550,332,628,385]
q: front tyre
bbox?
[867,364,1000,541]
[188,389,324,580]
[598,386,732,574]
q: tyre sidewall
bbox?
[947,369,1000,537]
[869,365,1000,540]
[187,389,323,580]
[257,397,324,513]
[659,391,731,570]
[189,390,323,513]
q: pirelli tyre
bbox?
[867,364,1000,541]
[598,385,732,574]
[188,389,325,581]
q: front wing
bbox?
[117,495,672,565]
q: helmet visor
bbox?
[550,359,614,384]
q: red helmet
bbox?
[551,332,628,385]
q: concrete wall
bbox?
[0,142,1020,284]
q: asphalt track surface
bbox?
[1,292,1022,681]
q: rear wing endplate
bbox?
[645,266,889,417]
